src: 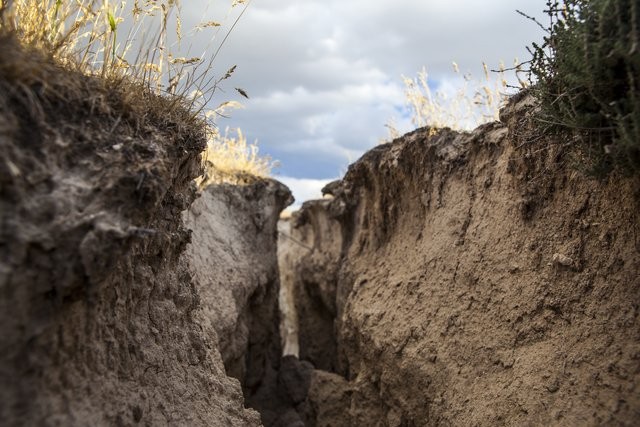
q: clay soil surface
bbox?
[282,95,640,426]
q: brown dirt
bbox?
[278,218,302,357]
[282,94,640,426]
[183,180,302,426]
[3,31,640,426]
[281,200,344,372]
[0,36,266,426]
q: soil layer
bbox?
[283,94,640,426]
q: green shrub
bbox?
[527,0,640,174]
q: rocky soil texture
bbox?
[281,94,640,426]
[0,36,294,426]
[2,33,639,426]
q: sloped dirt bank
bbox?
[0,36,293,426]
[282,95,640,425]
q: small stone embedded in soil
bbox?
[132,405,143,423]
[552,253,573,267]
[546,379,560,393]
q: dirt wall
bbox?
[183,180,300,426]
[283,94,640,426]
[278,218,302,357]
[0,37,285,426]
[281,200,343,372]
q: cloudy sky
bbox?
[179,0,547,206]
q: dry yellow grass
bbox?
[0,0,244,92]
[390,60,528,138]
[196,126,275,188]
[0,0,272,187]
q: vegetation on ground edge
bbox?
[0,0,273,185]
[527,0,640,175]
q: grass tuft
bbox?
[196,127,276,188]
[0,0,273,186]
[383,60,527,143]
[400,61,527,134]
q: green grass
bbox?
[525,0,640,175]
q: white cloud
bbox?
[277,176,334,209]
[174,0,548,203]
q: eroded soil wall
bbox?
[184,180,303,426]
[0,37,287,426]
[284,95,640,426]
